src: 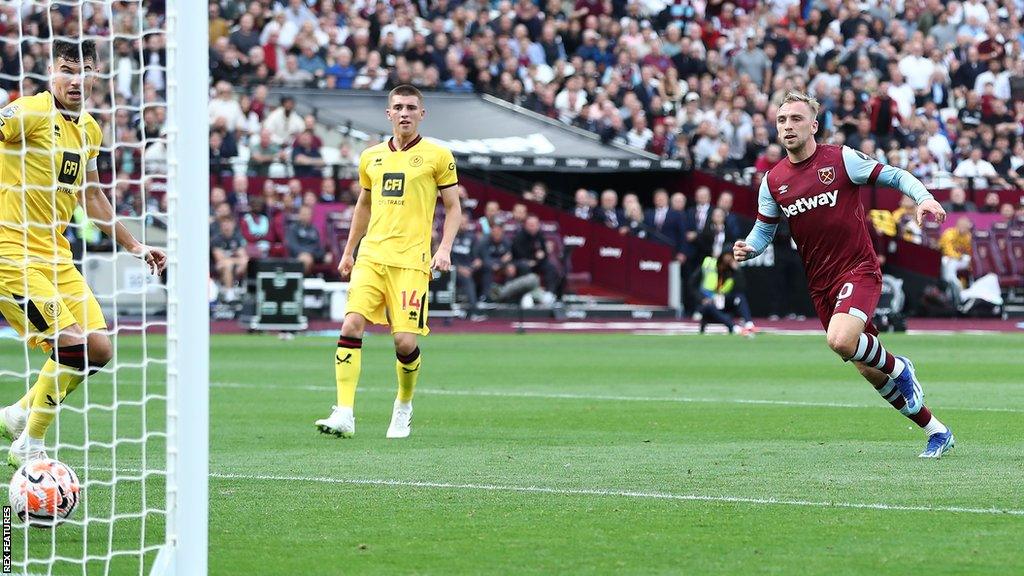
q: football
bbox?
[8,459,80,528]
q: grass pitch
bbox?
[3,330,1024,574]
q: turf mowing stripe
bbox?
[208,471,1024,517]
[210,381,1024,414]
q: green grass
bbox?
[3,331,1024,574]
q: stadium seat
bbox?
[973,231,1022,289]
[1006,230,1024,279]
[971,231,1001,278]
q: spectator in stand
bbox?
[443,64,474,93]
[938,216,974,307]
[291,130,324,177]
[692,252,756,337]
[524,182,548,204]
[513,215,560,296]
[593,189,622,229]
[319,179,337,203]
[892,196,924,245]
[240,195,274,258]
[644,189,685,253]
[696,207,737,263]
[451,217,487,320]
[509,203,529,231]
[229,12,261,55]
[573,188,594,220]
[208,129,236,178]
[622,202,649,239]
[264,96,304,146]
[715,191,742,239]
[326,46,358,89]
[669,192,687,216]
[998,203,1016,225]
[287,204,331,276]
[953,148,1001,190]
[483,222,515,292]
[249,128,286,176]
[941,187,978,213]
[211,217,249,302]
[230,174,250,211]
[979,192,1002,213]
[208,81,246,134]
[685,186,713,243]
[478,201,504,235]
[275,54,313,88]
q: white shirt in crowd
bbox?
[208,97,247,134]
[898,55,935,91]
[953,158,997,189]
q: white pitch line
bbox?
[210,381,1024,414]
[209,471,1024,517]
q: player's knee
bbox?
[87,334,113,369]
[341,313,365,337]
[826,333,856,358]
[393,333,417,356]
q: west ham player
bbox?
[734,92,954,458]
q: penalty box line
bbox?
[209,471,1024,517]
[212,381,1024,414]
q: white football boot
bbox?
[0,404,27,442]
[8,432,47,468]
[386,401,413,439]
[315,406,355,438]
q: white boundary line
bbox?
[209,471,1024,517]
[211,381,1024,414]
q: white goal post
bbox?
[159,0,208,574]
[0,0,208,573]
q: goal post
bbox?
[161,0,209,574]
[0,1,208,573]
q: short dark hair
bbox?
[53,39,96,64]
[388,84,423,105]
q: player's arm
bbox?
[82,170,167,274]
[734,175,779,262]
[430,151,461,273]
[338,187,370,278]
[339,151,376,278]
[841,146,945,226]
[431,185,461,273]
[0,101,33,143]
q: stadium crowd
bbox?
[203,0,1024,312]
[5,1,1024,312]
[201,0,1024,188]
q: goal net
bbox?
[0,1,206,574]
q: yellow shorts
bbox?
[0,261,107,350]
[345,260,430,335]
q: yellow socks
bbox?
[396,347,421,403]
[335,336,363,408]
[26,353,86,439]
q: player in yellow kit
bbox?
[316,84,461,439]
[0,40,166,466]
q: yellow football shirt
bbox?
[0,91,102,263]
[357,135,457,272]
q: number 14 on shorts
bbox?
[401,290,421,310]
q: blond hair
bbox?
[781,91,820,118]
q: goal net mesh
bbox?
[0,2,175,573]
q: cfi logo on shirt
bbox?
[817,166,835,185]
[409,155,423,167]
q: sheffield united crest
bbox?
[817,166,835,185]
